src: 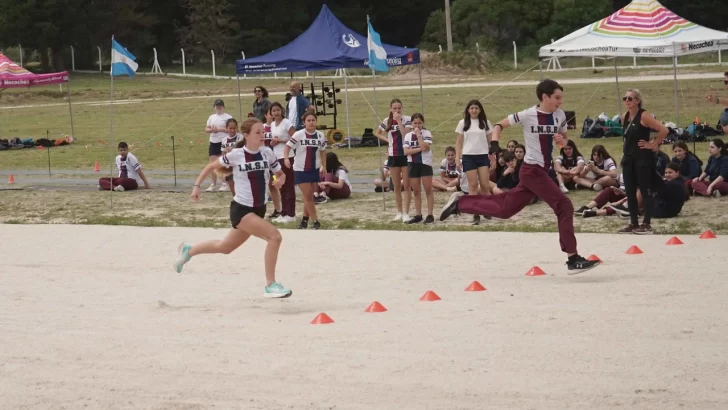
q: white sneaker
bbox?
[275,216,296,224]
[113,185,125,192]
[205,183,216,192]
[402,214,411,223]
[392,213,403,221]
[560,184,569,194]
[218,183,230,192]
[592,183,603,192]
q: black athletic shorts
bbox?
[387,155,408,168]
[230,201,266,228]
[408,163,433,179]
[208,142,223,157]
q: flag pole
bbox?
[368,15,386,211]
[109,36,115,209]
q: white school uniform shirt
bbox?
[220,146,281,208]
[403,130,434,166]
[440,158,460,178]
[335,167,352,190]
[270,118,295,159]
[379,115,412,157]
[207,112,233,144]
[223,133,243,150]
[116,153,143,184]
[555,154,585,169]
[596,157,617,172]
[455,118,493,155]
[286,129,327,172]
[507,106,568,169]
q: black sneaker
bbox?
[574,205,588,215]
[439,192,464,221]
[618,224,636,234]
[633,224,653,235]
[407,215,423,224]
[298,219,308,229]
[424,215,435,224]
[582,209,597,218]
[312,220,321,230]
[314,196,327,204]
[566,255,600,275]
[268,210,281,219]
[472,215,481,225]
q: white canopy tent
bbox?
[538,0,728,125]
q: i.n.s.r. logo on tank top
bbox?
[237,160,269,172]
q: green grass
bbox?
[1,70,725,174]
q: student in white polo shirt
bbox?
[97,142,151,191]
[205,99,233,192]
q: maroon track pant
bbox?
[690,180,728,196]
[458,163,577,254]
[98,177,138,191]
[316,172,351,199]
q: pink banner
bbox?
[0,71,69,88]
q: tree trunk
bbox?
[50,48,66,72]
[40,48,51,72]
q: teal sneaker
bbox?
[174,242,192,273]
[264,282,292,298]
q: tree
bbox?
[177,0,241,62]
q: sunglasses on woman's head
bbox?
[622,96,634,101]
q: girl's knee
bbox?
[268,230,282,245]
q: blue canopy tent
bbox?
[234,4,424,148]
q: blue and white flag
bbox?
[111,38,138,78]
[367,20,389,72]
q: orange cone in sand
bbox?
[699,230,716,239]
[419,290,441,301]
[465,281,486,291]
[364,301,388,312]
[311,313,334,324]
[587,254,602,262]
[666,236,683,245]
[525,266,546,276]
[626,245,643,254]
[8,173,15,184]
[93,161,100,172]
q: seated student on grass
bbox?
[489,149,505,184]
[493,151,518,194]
[374,160,392,192]
[704,71,728,133]
[671,140,703,183]
[506,140,519,152]
[554,139,586,193]
[573,173,626,217]
[98,142,151,191]
[432,146,460,192]
[573,144,619,191]
[315,152,351,203]
[690,138,728,198]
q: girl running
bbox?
[455,99,494,225]
[269,102,297,224]
[284,111,327,230]
[375,98,412,222]
[174,118,292,299]
[403,113,435,224]
[315,152,352,202]
[263,108,282,219]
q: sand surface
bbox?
[1,224,727,410]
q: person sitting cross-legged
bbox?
[98,142,151,191]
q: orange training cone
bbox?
[8,173,15,184]
[364,301,388,312]
[311,312,334,324]
[666,236,684,245]
[525,266,546,276]
[587,254,602,262]
[465,281,486,291]
[93,161,100,172]
[626,245,643,254]
[699,230,717,239]
[419,290,441,301]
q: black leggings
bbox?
[621,156,655,226]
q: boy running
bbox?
[439,80,600,274]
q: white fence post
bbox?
[211,50,216,77]
[720,50,722,64]
[71,46,75,71]
[19,44,23,66]
[97,46,102,72]
[476,42,480,53]
[241,51,247,78]
[181,48,186,75]
[592,57,596,68]
[633,56,637,67]
[438,44,443,54]
[513,41,517,69]
[150,48,163,74]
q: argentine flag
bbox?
[111,39,138,78]
[367,20,389,72]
